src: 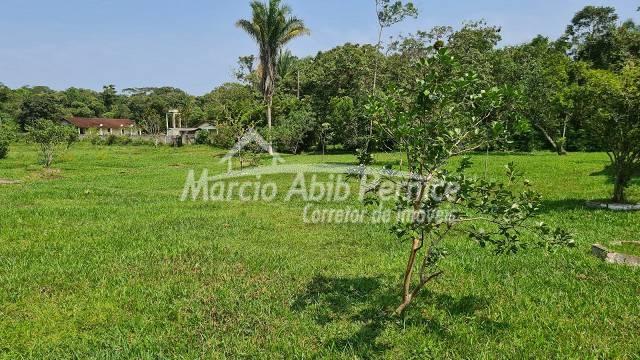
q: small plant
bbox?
[318,122,333,156]
[27,119,76,167]
[133,138,157,146]
[119,136,132,146]
[65,130,79,150]
[356,147,374,167]
[0,142,8,160]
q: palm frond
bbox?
[236,19,262,43]
[280,18,310,44]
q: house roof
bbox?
[66,117,135,129]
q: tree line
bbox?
[1,5,639,157]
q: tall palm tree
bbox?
[236,0,309,154]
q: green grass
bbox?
[0,143,639,358]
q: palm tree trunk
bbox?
[267,95,274,155]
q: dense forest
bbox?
[0,5,639,155]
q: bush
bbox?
[105,134,118,146]
[210,124,242,149]
[87,134,103,145]
[195,130,210,145]
[86,134,159,147]
[273,108,316,154]
[119,136,132,146]
[27,119,76,167]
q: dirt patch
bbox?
[0,179,21,185]
[28,168,63,181]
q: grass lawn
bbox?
[0,143,639,358]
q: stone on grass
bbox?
[592,244,640,267]
[585,201,640,212]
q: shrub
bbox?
[65,130,79,150]
[87,134,103,145]
[27,119,76,167]
[210,123,242,149]
[272,108,316,154]
[105,134,118,146]
[119,136,132,146]
[195,130,210,145]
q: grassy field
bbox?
[0,143,639,359]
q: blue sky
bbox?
[0,0,637,95]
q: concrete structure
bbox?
[63,117,141,137]
[165,110,216,145]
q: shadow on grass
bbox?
[540,199,590,213]
[292,275,508,357]
[590,164,640,183]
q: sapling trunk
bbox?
[613,173,627,203]
[398,238,422,312]
[557,146,567,156]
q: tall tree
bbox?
[18,93,64,131]
[495,37,573,154]
[367,0,418,152]
[372,0,418,91]
[234,55,257,86]
[564,6,619,69]
[102,85,118,112]
[236,0,310,154]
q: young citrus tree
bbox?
[367,48,573,315]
